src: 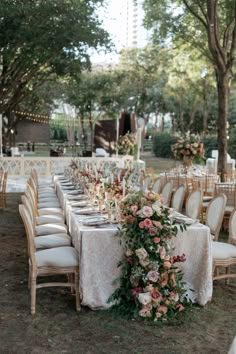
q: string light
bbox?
[12,109,98,126]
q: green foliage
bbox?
[0,0,110,119]
[108,191,191,321]
[201,136,218,159]
[228,128,236,160]
[153,133,177,158]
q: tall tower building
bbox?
[120,0,150,49]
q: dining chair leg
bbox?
[226,267,230,285]
[31,276,37,315]
[75,271,81,312]
[28,271,31,289]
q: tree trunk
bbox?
[216,72,230,181]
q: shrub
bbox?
[153,133,177,158]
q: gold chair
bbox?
[214,182,236,230]
[165,172,180,192]
[212,208,236,282]
[19,204,80,314]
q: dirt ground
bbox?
[0,189,236,354]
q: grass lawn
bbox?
[0,181,235,353]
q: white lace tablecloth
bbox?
[172,224,212,305]
[55,179,213,309]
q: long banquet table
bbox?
[55,178,213,309]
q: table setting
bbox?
[53,160,213,317]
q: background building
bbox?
[119,0,150,49]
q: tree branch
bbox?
[227,3,236,69]
[182,0,208,29]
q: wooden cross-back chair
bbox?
[19,204,80,315]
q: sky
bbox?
[90,0,122,63]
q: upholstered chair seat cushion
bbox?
[35,223,67,236]
[36,214,65,225]
[35,234,71,249]
[38,207,63,216]
[38,201,61,209]
[212,241,236,260]
[35,246,79,267]
[38,192,57,198]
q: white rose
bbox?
[152,201,162,215]
[135,248,148,261]
[138,292,152,305]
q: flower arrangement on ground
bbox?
[117,132,137,157]
[171,133,204,163]
[109,191,191,321]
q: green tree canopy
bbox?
[144,0,236,179]
[0,0,110,120]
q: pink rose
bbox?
[149,227,157,236]
[160,273,168,287]
[142,206,153,217]
[147,270,159,282]
[131,205,138,215]
[139,304,152,318]
[160,197,165,204]
[139,221,145,229]
[153,237,161,244]
[176,304,184,312]
[151,289,162,303]
[157,305,168,314]
[143,218,153,228]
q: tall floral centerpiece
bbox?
[109,191,190,321]
[171,133,204,166]
[117,132,138,157]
